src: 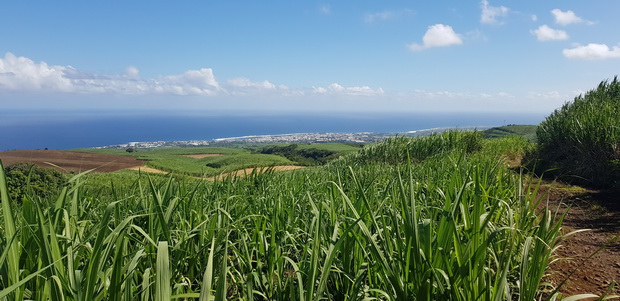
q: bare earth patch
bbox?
[127,166,171,174]
[207,165,304,181]
[0,150,144,173]
[123,165,304,181]
[182,154,224,159]
[543,184,620,298]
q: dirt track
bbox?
[543,184,620,298]
[0,150,144,173]
[128,165,305,181]
[182,154,224,159]
[207,165,305,181]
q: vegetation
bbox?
[77,147,295,177]
[258,144,341,166]
[483,125,538,142]
[3,162,65,202]
[0,132,568,300]
[535,77,620,188]
[338,131,484,166]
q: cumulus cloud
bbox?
[531,25,569,41]
[225,77,291,96]
[409,24,462,51]
[0,52,224,95]
[527,91,563,99]
[228,77,276,90]
[0,52,74,92]
[563,43,620,60]
[313,83,384,96]
[413,89,513,100]
[480,0,509,24]
[0,52,391,101]
[363,9,412,23]
[157,68,221,95]
[551,9,589,25]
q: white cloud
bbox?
[158,68,221,95]
[531,25,569,41]
[527,91,563,100]
[363,9,412,23]
[563,43,620,60]
[228,77,276,90]
[480,0,509,24]
[125,66,140,78]
[409,24,463,51]
[551,9,588,26]
[225,77,291,96]
[319,4,331,15]
[531,15,538,22]
[0,52,74,92]
[413,89,472,99]
[413,89,513,100]
[0,52,390,101]
[0,52,224,95]
[313,83,384,96]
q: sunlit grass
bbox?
[536,77,620,188]
[0,133,568,300]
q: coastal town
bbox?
[96,127,488,149]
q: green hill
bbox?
[483,124,537,141]
[0,132,566,300]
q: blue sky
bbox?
[1,1,619,114]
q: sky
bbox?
[1,0,620,115]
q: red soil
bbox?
[543,184,620,299]
[0,150,144,173]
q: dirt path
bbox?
[182,154,224,159]
[127,166,170,174]
[543,183,620,298]
[126,165,305,180]
[206,165,304,181]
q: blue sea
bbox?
[0,110,547,150]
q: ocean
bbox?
[0,111,547,150]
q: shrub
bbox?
[259,144,339,166]
[535,77,620,187]
[4,162,66,201]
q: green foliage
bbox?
[535,77,620,188]
[483,125,538,142]
[0,135,570,300]
[296,142,363,152]
[3,162,65,201]
[259,144,341,165]
[78,146,294,176]
[337,130,484,166]
[480,136,536,165]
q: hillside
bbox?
[483,124,538,141]
[0,132,571,300]
[2,131,619,300]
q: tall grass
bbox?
[0,134,564,300]
[337,131,483,166]
[536,77,620,188]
